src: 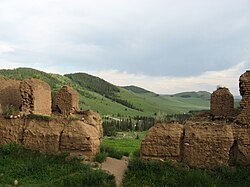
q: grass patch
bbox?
[102,131,147,154]
[25,114,54,121]
[123,158,250,187]
[94,145,129,163]
[0,143,115,187]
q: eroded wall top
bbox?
[20,78,52,116]
[0,77,22,114]
[210,87,234,118]
[55,85,79,116]
[237,70,250,124]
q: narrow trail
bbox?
[101,156,129,187]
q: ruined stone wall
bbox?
[0,78,22,114]
[141,123,184,161]
[0,110,103,158]
[141,122,250,168]
[183,122,234,168]
[55,85,79,116]
[210,87,234,118]
[20,78,51,116]
[237,70,250,124]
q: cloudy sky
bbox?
[0,0,249,95]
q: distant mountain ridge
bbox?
[122,85,155,94]
[0,67,210,116]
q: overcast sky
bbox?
[0,0,249,95]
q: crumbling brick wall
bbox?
[210,87,234,118]
[140,122,250,168]
[20,78,52,116]
[237,70,250,124]
[55,85,79,115]
[141,122,184,161]
[0,78,22,114]
[0,110,103,158]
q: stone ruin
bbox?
[141,70,250,168]
[0,77,103,158]
[20,78,52,116]
[0,77,22,114]
[210,87,234,118]
[55,85,79,116]
[237,70,250,124]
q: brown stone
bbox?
[183,122,234,168]
[141,122,184,161]
[237,71,250,124]
[210,87,234,118]
[60,120,101,157]
[231,124,250,165]
[0,78,22,114]
[79,110,103,139]
[22,120,64,154]
[20,78,52,116]
[55,85,79,116]
[0,118,25,145]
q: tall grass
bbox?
[0,143,115,187]
[94,145,129,163]
[123,158,250,187]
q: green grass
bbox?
[123,158,250,187]
[0,143,115,187]
[102,131,147,154]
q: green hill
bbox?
[0,68,210,117]
[122,85,155,94]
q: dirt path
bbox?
[101,156,129,187]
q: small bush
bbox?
[3,104,19,117]
[132,149,140,158]
[94,152,108,163]
[99,145,129,160]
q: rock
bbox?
[14,180,18,186]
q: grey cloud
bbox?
[0,0,249,77]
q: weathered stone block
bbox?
[20,78,52,116]
[0,78,22,114]
[0,118,24,145]
[55,85,79,116]
[141,122,184,161]
[23,120,64,154]
[183,122,234,168]
[60,120,101,157]
[210,87,234,118]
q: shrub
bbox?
[97,145,129,161]
[3,104,19,117]
[94,152,108,163]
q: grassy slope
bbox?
[0,68,210,117]
[0,143,115,187]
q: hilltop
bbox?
[0,68,210,117]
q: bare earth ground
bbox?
[101,156,129,187]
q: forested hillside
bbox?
[0,68,210,117]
